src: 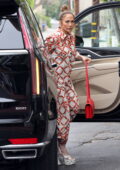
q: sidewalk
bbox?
[42,19,59,38]
[42,28,56,39]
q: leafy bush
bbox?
[15,0,34,8]
[35,13,51,28]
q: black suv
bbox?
[0,0,57,170]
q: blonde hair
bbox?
[59,5,75,21]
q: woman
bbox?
[45,5,91,165]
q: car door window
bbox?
[21,4,44,50]
[0,14,24,49]
[75,7,120,50]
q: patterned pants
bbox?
[56,76,80,144]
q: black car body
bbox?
[0,0,57,170]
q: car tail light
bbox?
[8,138,38,144]
[19,11,40,95]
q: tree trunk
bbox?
[74,0,79,15]
[92,0,100,5]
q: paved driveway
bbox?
[58,122,120,170]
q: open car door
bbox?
[73,2,120,121]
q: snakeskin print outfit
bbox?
[45,28,80,144]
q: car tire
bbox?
[25,132,58,170]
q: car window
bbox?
[0,14,24,49]
[21,4,44,50]
[75,7,120,49]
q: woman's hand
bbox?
[76,55,92,64]
[81,55,91,64]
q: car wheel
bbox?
[25,132,58,170]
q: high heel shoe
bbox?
[58,153,76,166]
[62,154,76,165]
[58,153,64,165]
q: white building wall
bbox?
[79,0,93,12]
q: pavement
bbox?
[42,19,59,39]
[42,28,56,39]
[58,122,120,170]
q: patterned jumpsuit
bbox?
[45,28,80,144]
